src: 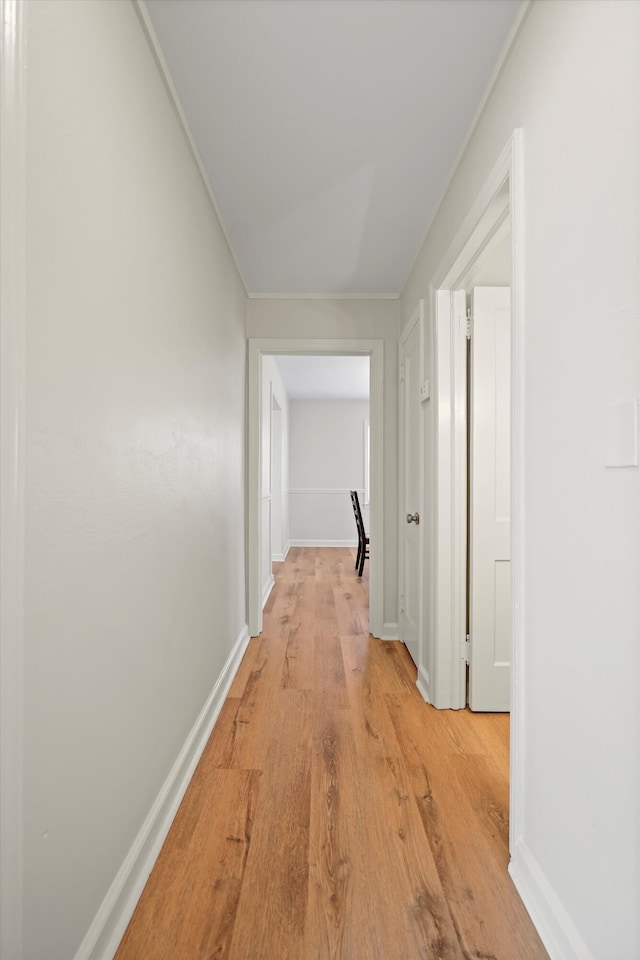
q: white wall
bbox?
[402,2,639,958]
[289,400,369,544]
[247,299,400,628]
[260,356,289,600]
[23,1,247,958]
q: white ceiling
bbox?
[144,0,523,296]
[273,355,369,400]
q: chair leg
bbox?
[355,539,362,569]
[358,543,365,577]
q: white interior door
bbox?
[399,304,423,667]
[469,286,511,711]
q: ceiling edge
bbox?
[248,293,400,301]
[398,0,531,301]
[134,0,250,298]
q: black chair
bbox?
[349,490,369,577]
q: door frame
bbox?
[270,394,283,564]
[248,338,384,638]
[431,131,524,854]
[398,301,425,681]
[0,0,26,955]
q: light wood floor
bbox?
[115,547,548,960]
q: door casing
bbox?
[0,0,26,955]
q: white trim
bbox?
[0,0,26,955]
[398,300,425,691]
[509,842,595,960]
[380,623,399,641]
[73,624,251,960]
[433,152,512,289]
[133,1,249,297]
[272,541,291,564]
[249,339,384,639]
[433,288,454,709]
[451,289,467,710]
[416,665,431,704]
[288,488,364,496]
[431,132,524,856]
[248,292,399,301]
[288,539,358,549]
[261,575,275,610]
[509,131,526,858]
[248,345,261,634]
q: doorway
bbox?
[276,355,370,554]
[247,338,385,639]
[264,353,371,575]
[460,281,512,711]
[444,207,513,711]
[431,131,523,853]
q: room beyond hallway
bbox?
[115,548,548,960]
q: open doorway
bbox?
[431,177,515,712]
[247,338,384,639]
[274,355,369,554]
[459,220,512,711]
[262,353,371,585]
[430,132,523,854]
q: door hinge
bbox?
[466,309,472,341]
[399,361,405,383]
[463,634,471,664]
[399,593,405,614]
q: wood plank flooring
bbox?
[115,547,548,960]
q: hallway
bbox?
[115,548,548,960]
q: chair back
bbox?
[350,490,369,576]
[350,490,366,538]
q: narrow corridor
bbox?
[115,548,547,959]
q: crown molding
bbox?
[134,0,249,298]
[248,292,399,301]
[399,0,531,298]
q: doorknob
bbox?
[406,512,420,525]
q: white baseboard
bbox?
[74,624,251,960]
[262,574,275,609]
[289,539,357,548]
[379,622,399,641]
[509,840,594,960]
[272,541,291,563]
[416,664,431,704]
